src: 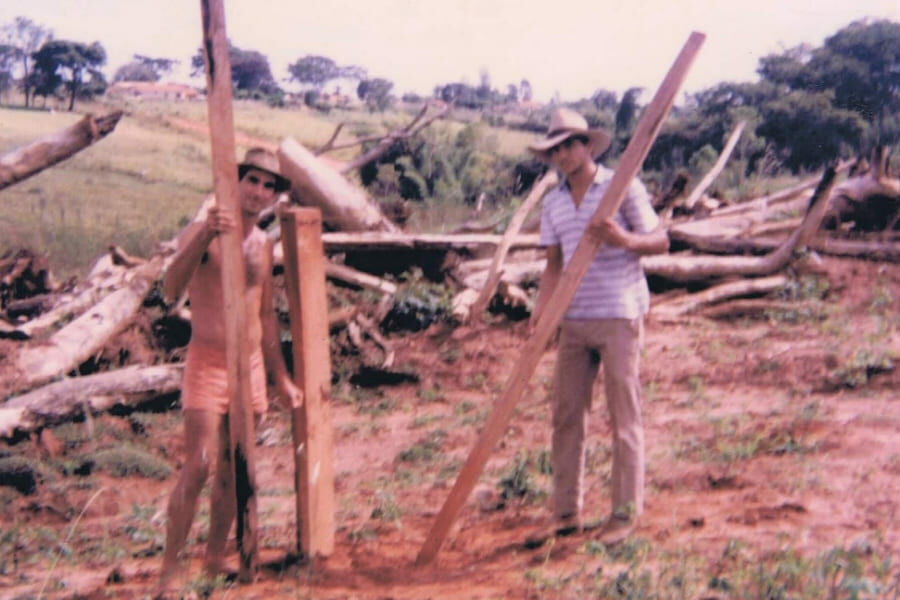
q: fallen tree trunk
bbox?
[461,260,544,289]
[695,159,853,220]
[0,111,124,191]
[278,137,398,233]
[0,364,183,438]
[11,260,129,340]
[696,298,807,320]
[11,256,165,393]
[672,231,900,262]
[824,151,900,232]
[335,101,450,174]
[668,190,814,239]
[272,244,399,294]
[645,165,838,282]
[652,275,787,320]
[320,231,541,253]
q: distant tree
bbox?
[757,90,868,171]
[477,69,492,102]
[436,82,491,109]
[1,16,53,107]
[191,44,279,96]
[506,83,518,103]
[287,55,339,91]
[114,54,177,83]
[338,64,368,82]
[357,77,394,111]
[519,79,532,102]
[757,20,900,147]
[613,87,643,152]
[0,44,16,97]
[591,88,618,111]
[31,39,106,111]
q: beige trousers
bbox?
[551,317,644,520]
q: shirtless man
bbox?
[158,148,302,589]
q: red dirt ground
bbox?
[1,256,898,599]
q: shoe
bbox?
[597,513,636,545]
[524,513,582,548]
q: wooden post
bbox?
[415,32,706,566]
[280,207,336,558]
[199,0,259,581]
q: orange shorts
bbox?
[181,343,268,415]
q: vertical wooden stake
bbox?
[199,0,258,581]
[280,207,336,557]
[415,32,706,566]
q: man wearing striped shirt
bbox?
[528,108,669,545]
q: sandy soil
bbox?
[1,256,898,599]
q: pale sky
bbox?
[2,0,898,102]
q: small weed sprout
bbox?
[496,451,548,506]
[396,430,446,465]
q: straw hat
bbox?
[527,108,611,162]
[237,147,291,192]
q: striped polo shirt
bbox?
[539,165,659,320]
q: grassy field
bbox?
[1,98,537,278]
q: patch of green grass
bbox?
[463,372,488,390]
[416,384,445,403]
[396,430,446,465]
[438,346,460,364]
[828,348,895,389]
[686,375,707,402]
[496,450,549,506]
[453,400,477,416]
[458,406,489,427]
[370,490,402,524]
[409,413,444,429]
[776,274,831,302]
[92,444,171,479]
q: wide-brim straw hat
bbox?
[527,108,611,162]
[237,147,291,192]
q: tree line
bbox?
[1,15,898,184]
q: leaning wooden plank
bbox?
[416,32,706,566]
[200,0,258,581]
[11,256,164,394]
[0,111,123,191]
[280,208,336,558]
[467,172,559,321]
[0,365,183,438]
[278,137,398,233]
[683,121,745,210]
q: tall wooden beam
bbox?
[199,0,259,581]
[280,207,336,558]
[415,32,706,566]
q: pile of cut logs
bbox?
[1,106,897,439]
